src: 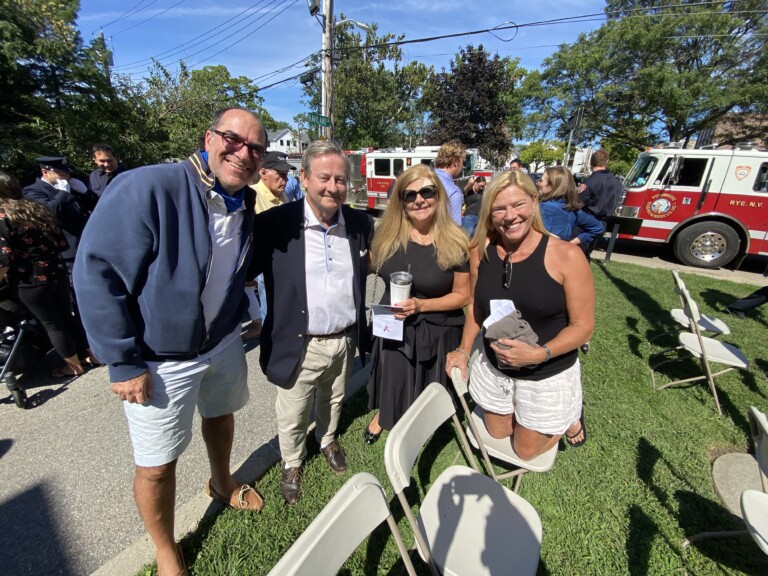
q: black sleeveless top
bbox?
[475,234,577,380]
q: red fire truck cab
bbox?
[615,144,768,268]
[364,147,479,212]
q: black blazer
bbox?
[250,201,374,387]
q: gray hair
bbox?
[301,140,349,181]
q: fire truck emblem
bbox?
[735,166,751,181]
[646,193,676,219]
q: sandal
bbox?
[50,367,83,379]
[565,408,587,448]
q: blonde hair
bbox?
[541,166,583,210]
[434,140,466,169]
[371,164,469,271]
[472,170,548,260]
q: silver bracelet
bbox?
[454,348,470,360]
[542,344,551,362]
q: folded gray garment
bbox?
[485,310,539,368]
[485,310,539,346]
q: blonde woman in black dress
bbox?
[365,164,470,444]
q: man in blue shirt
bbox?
[434,140,466,225]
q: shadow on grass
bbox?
[635,437,768,574]
[676,490,768,574]
[627,504,658,576]
[754,357,768,379]
[648,350,754,422]
[597,266,670,359]
[701,287,768,330]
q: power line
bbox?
[111,0,190,37]
[97,0,161,32]
[115,0,284,73]
[186,0,299,69]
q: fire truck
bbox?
[362,147,479,211]
[615,144,768,268]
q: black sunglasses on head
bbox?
[401,185,437,204]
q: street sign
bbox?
[331,49,342,63]
[308,112,330,127]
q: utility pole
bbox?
[322,0,333,140]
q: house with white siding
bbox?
[267,129,309,156]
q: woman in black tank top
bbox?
[445,170,595,458]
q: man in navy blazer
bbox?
[251,140,373,505]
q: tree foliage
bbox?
[423,45,524,168]
[523,0,767,148]
[518,140,565,173]
[301,16,431,149]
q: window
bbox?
[393,159,404,174]
[753,163,768,193]
[374,159,390,176]
[280,139,284,146]
[626,156,658,188]
[657,157,709,188]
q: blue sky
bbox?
[77,0,608,125]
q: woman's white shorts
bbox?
[468,352,582,435]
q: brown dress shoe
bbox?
[319,440,347,474]
[280,466,303,505]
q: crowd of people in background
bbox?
[1,109,636,575]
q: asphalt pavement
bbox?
[0,246,764,576]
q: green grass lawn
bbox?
[140,261,768,575]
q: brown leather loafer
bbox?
[319,440,347,474]
[280,466,303,505]
[205,478,264,512]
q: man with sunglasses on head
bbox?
[434,140,467,226]
[74,107,266,576]
[250,140,374,506]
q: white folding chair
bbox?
[450,339,557,492]
[669,271,730,336]
[267,472,417,576]
[651,285,748,416]
[650,271,730,347]
[384,382,542,576]
[683,406,768,555]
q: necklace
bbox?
[409,230,432,245]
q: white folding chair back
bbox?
[384,382,542,576]
[741,490,768,555]
[748,407,768,493]
[652,286,748,416]
[655,271,730,344]
[267,472,416,576]
[684,406,768,555]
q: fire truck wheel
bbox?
[673,221,740,269]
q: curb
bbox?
[91,362,372,576]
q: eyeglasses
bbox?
[402,185,437,204]
[211,129,266,159]
[502,251,513,290]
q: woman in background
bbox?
[0,171,93,377]
[462,175,486,236]
[365,164,470,444]
[537,166,605,252]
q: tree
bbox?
[518,140,565,173]
[141,62,276,159]
[423,45,523,167]
[301,16,431,149]
[525,0,767,148]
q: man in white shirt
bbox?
[250,141,374,505]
